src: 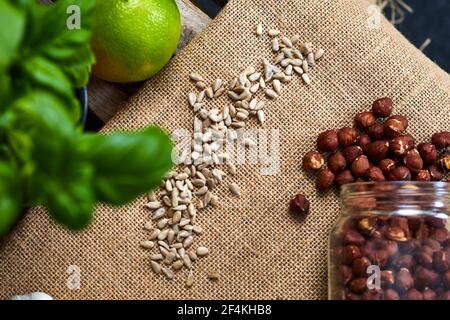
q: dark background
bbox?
[194,0,450,72]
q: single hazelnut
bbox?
[328,152,347,173]
[355,134,372,152]
[368,249,389,268]
[338,127,358,147]
[415,170,431,181]
[354,112,376,129]
[395,268,414,292]
[351,155,370,178]
[393,255,415,270]
[423,238,442,252]
[367,166,385,182]
[302,151,325,171]
[289,193,310,216]
[433,251,450,272]
[335,170,355,186]
[368,123,385,140]
[383,289,400,300]
[366,140,389,163]
[372,97,393,118]
[405,289,424,300]
[383,240,399,257]
[438,153,450,172]
[348,278,368,294]
[417,143,437,164]
[343,245,362,265]
[352,256,371,277]
[317,130,339,152]
[343,229,365,246]
[430,228,450,243]
[423,288,437,300]
[414,266,440,290]
[343,145,363,164]
[428,165,444,181]
[387,166,411,181]
[384,115,408,138]
[378,159,396,175]
[431,131,450,150]
[390,135,415,156]
[386,226,408,242]
[381,270,395,287]
[403,149,423,173]
[416,249,433,269]
[316,169,335,191]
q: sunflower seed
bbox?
[167,230,175,244]
[151,254,163,261]
[186,272,194,287]
[158,240,170,250]
[187,251,198,261]
[273,79,281,95]
[212,79,223,92]
[257,110,265,124]
[164,252,176,265]
[205,87,214,99]
[151,261,161,274]
[196,246,209,256]
[250,83,260,93]
[172,205,187,211]
[294,66,304,74]
[149,229,160,240]
[272,38,279,52]
[157,218,169,229]
[172,210,182,223]
[195,81,206,90]
[268,29,280,37]
[183,254,192,268]
[197,90,205,102]
[256,22,263,36]
[173,260,184,270]
[195,186,208,196]
[301,42,313,54]
[285,65,293,76]
[145,201,161,210]
[259,77,266,88]
[140,241,154,249]
[315,48,325,60]
[265,88,278,99]
[244,66,255,76]
[229,183,241,197]
[306,52,316,67]
[281,36,292,47]
[302,60,309,73]
[248,72,261,82]
[189,73,204,82]
[188,92,196,107]
[302,73,311,85]
[162,268,174,279]
[158,229,169,240]
[144,221,153,231]
[176,173,189,180]
[291,34,300,45]
[153,208,166,220]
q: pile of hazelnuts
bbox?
[290,97,449,215]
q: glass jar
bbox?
[329,181,450,300]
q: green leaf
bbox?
[82,127,173,205]
[0,161,22,236]
[0,0,25,71]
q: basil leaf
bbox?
[0,1,25,71]
[0,161,22,236]
[82,127,173,205]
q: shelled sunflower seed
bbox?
[141,23,324,286]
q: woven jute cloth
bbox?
[1,0,449,300]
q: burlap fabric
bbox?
[1,0,449,300]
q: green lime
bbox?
[91,0,181,83]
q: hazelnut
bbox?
[335,170,355,186]
[381,270,395,287]
[343,245,362,265]
[367,166,385,182]
[416,249,433,269]
[355,134,372,152]
[398,240,421,254]
[368,249,389,268]
[414,266,440,290]
[434,251,450,272]
[429,228,450,244]
[417,143,437,164]
[302,151,325,171]
[383,289,400,300]
[395,268,414,292]
[289,193,310,216]
[403,149,423,173]
[343,145,363,164]
[390,135,415,156]
[343,229,365,246]
[348,278,368,294]
[415,169,431,181]
[393,255,415,270]
[431,131,450,150]
[387,166,411,181]
[383,240,399,257]
[386,226,408,242]
[444,271,450,289]
[316,169,335,191]
[368,123,385,140]
[428,165,444,181]
[405,289,423,300]
[328,152,347,173]
[422,238,442,252]
[338,127,358,147]
[317,130,339,152]
[372,97,393,118]
[423,288,437,300]
[351,155,370,178]
[352,257,371,277]
[378,159,396,175]
[438,153,450,172]
[366,141,389,163]
[354,112,376,129]
[384,115,408,138]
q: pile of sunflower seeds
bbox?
[140,23,325,287]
